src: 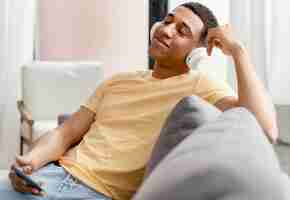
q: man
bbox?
[1,2,277,200]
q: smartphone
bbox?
[13,167,44,192]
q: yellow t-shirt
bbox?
[59,70,235,200]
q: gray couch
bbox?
[134,96,290,200]
[1,96,289,199]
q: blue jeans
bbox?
[0,163,111,200]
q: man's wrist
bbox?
[26,152,40,170]
[230,42,246,58]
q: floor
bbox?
[274,105,290,175]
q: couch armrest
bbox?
[17,100,34,126]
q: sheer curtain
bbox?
[229,0,271,90]
[229,0,290,104]
[230,1,290,143]
[0,0,8,163]
[0,0,36,168]
[268,1,290,105]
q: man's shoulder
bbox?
[190,70,224,82]
[187,70,207,81]
[109,70,151,81]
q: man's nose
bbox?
[160,24,177,39]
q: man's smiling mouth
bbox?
[153,37,170,48]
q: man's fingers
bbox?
[207,28,221,41]
[9,171,41,195]
[31,188,42,195]
[15,155,31,166]
[213,39,221,48]
[11,163,20,171]
[22,165,33,175]
[10,173,27,191]
[38,181,44,187]
[207,41,214,56]
[10,172,25,188]
[14,155,34,174]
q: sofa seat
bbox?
[0,170,8,181]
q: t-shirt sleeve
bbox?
[81,81,106,113]
[193,72,237,105]
[80,72,129,113]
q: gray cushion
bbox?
[135,107,290,200]
[145,96,221,177]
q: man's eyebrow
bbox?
[182,22,192,32]
[166,12,193,34]
[167,13,175,18]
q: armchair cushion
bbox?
[32,120,58,139]
[21,61,103,120]
[0,170,8,182]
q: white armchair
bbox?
[17,61,103,154]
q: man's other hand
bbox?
[9,155,42,195]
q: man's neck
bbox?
[152,62,190,79]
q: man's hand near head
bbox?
[206,24,242,57]
[207,24,278,143]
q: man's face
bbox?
[149,6,204,66]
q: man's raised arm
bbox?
[207,25,278,143]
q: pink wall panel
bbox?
[39,0,98,60]
[38,0,148,77]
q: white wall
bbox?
[39,0,149,78]
[0,0,36,168]
[169,0,230,82]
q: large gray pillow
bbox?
[135,107,290,200]
[145,96,221,177]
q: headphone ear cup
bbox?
[185,48,208,69]
[150,22,162,42]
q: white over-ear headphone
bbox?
[150,22,209,69]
